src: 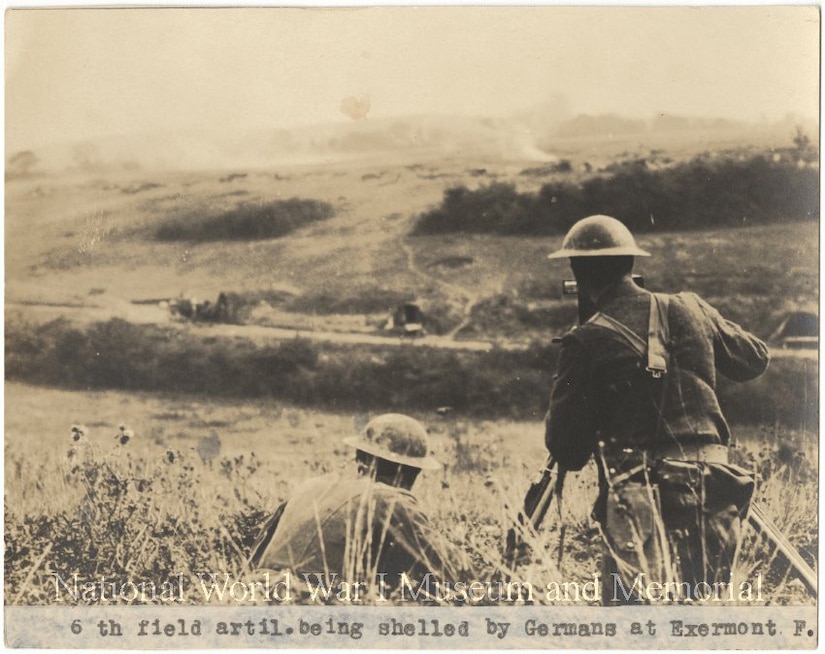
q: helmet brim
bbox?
[547,246,651,259]
[342,436,442,470]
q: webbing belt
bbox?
[603,444,729,485]
[656,442,728,463]
[604,443,729,467]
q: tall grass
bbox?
[4,431,267,604]
[5,416,815,605]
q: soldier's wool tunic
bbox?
[546,280,769,603]
[251,475,460,589]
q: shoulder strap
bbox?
[646,294,670,378]
[587,312,646,356]
[585,293,671,379]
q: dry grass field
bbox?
[5,129,818,606]
[4,381,816,605]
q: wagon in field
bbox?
[385,302,427,338]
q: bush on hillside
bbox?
[154,198,334,242]
[412,153,819,236]
[5,318,815,429]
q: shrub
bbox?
[6,317,813,429]
[519,159,573,177]
[412,153,819,236]
[154,198,334,242]
[5,439,264,604]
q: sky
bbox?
[5,6,821,152]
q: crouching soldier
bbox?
[544,215,769,605]
[249,413,468,597]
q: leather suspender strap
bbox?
[587,312,646,355]
[646,294,670,378]
[586,293,670,380]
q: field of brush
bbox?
[4,381,816,605]
[5,132,819,605]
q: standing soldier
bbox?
[544,215,769,604]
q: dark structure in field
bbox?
[170,292,232,323]
[770,310,819,349]
[388,303,426,337]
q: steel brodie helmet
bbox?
[343,414,441,470]
[547,215,651,259]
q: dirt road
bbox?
[7,300,521,353]
[9,299,814,360]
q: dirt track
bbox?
[6,300,520,353]
[9,299,815,360]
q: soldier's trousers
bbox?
[598,460,755,605]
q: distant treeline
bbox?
[412,154,819,236]
[155,198,334,242]
[6,318,815,429]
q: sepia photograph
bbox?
[4,5,819,649]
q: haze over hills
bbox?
[6,109,814,178]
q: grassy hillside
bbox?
[398,221,817,342]
[5,146,818,356]
[5,131,818,608]
[6,138,818,409]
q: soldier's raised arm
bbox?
[685,292,770,381]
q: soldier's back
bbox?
[255,475,423,580]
